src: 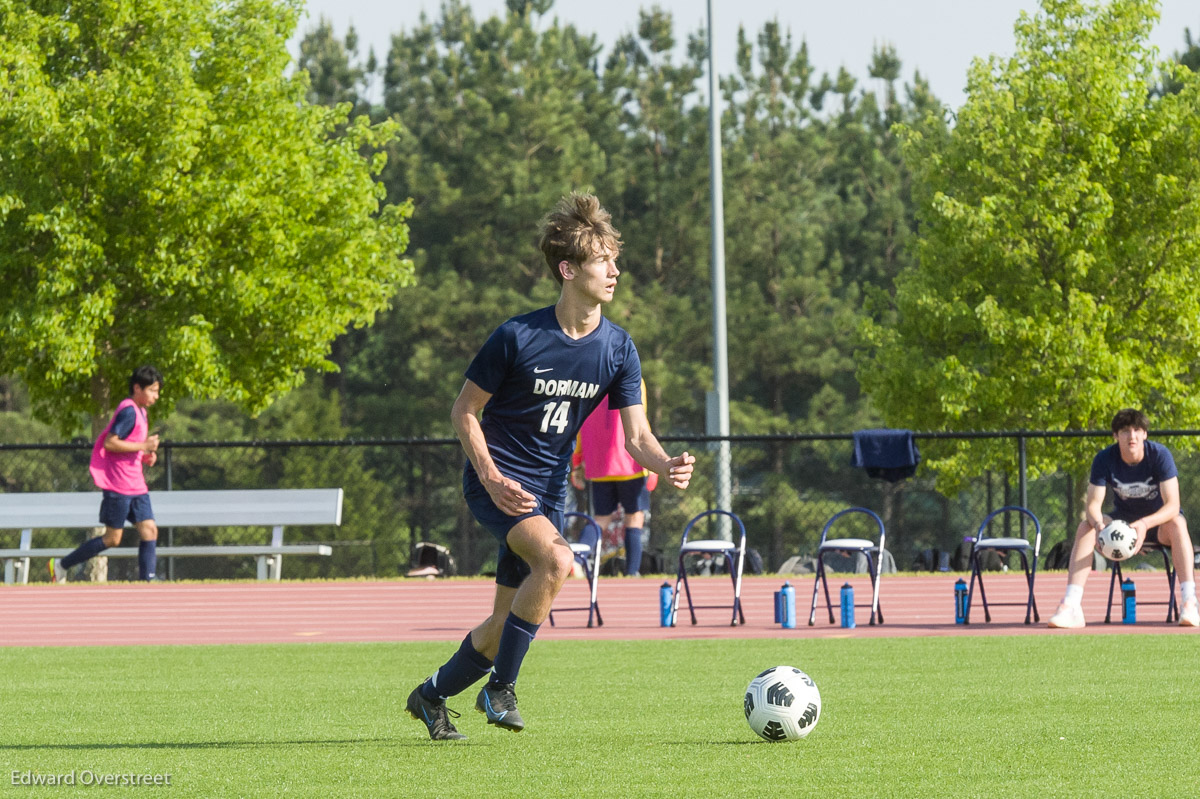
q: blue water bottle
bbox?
[954,578,968,624]
[840,582,856,629]
[775,581,796,629]
[1122,578,1136,624]
[659,582,674,627]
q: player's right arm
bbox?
[103,434,159,454]
[103,406,158,455]
[1083,483,1106,535]
[618,403,693,490]
[451,379,538,517]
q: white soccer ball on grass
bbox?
[1097,520,1138,562]
[744,666,821,742]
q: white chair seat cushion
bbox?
[819,538,875,550]
[681,539,738,553]
[975,538,1030,549]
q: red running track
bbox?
[2,571,1193,648]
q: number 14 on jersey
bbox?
[540,401,570,434]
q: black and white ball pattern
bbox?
[744,666,821,742]
[1098,520,1138,561]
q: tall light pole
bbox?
[706,0,732,536]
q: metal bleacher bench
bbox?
[0,488,342,584]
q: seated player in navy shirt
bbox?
[1048,408,1198,628]
[406,193,695,740]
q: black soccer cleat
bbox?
[406,685,467,741]
[476,682,525,732]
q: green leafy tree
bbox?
[803,52,939,439]
[718,24,933,560]
[724,28,848,434]
[345,0,621,443]
[859,0,1200,488]
[601,7,711,433]
[1181,26,1200,72]
[1157,24,1199,95]
[350,0,622,567]
[0,413,81,492]
[0,0,412,436]
[718,24,847,563]
[297,17,375,115]
[294,18,385,404]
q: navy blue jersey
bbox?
[464,305,642,506]
[1089,440,1178,520]
[110,405,137,439]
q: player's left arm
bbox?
[618,403,693,489]
[569,434,586,490]
[1132,476,1180,544]
[144,425,158,467]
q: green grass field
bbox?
[3,635,1197,798]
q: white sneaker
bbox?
[48,558,68,584]
[1047,602,1085,629]
[1179,598,1199,627]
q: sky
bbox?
[288,1,1197,108]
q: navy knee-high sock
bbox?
[624,527,644,576]
[61,536,108,570]
[490,612,540,686]
[420,633,493,701]
[138,540,157,581]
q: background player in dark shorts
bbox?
[570,380,656,576]
[51,366,163,583]
[1048,408,1197,628]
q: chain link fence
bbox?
[4,433,1200,579]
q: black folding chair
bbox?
[668,510,747,626]
[964,506,1041,624]
[808,507,886,626]
[548,512,604,628]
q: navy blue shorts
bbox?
[99,491,154,530]
[591,476,650,516]
[463,472,564,589]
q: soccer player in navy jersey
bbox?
[1048,408,1198,628]
[406,193,695,740]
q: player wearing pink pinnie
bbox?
[49,366,163,583]
[570,379,657,576]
